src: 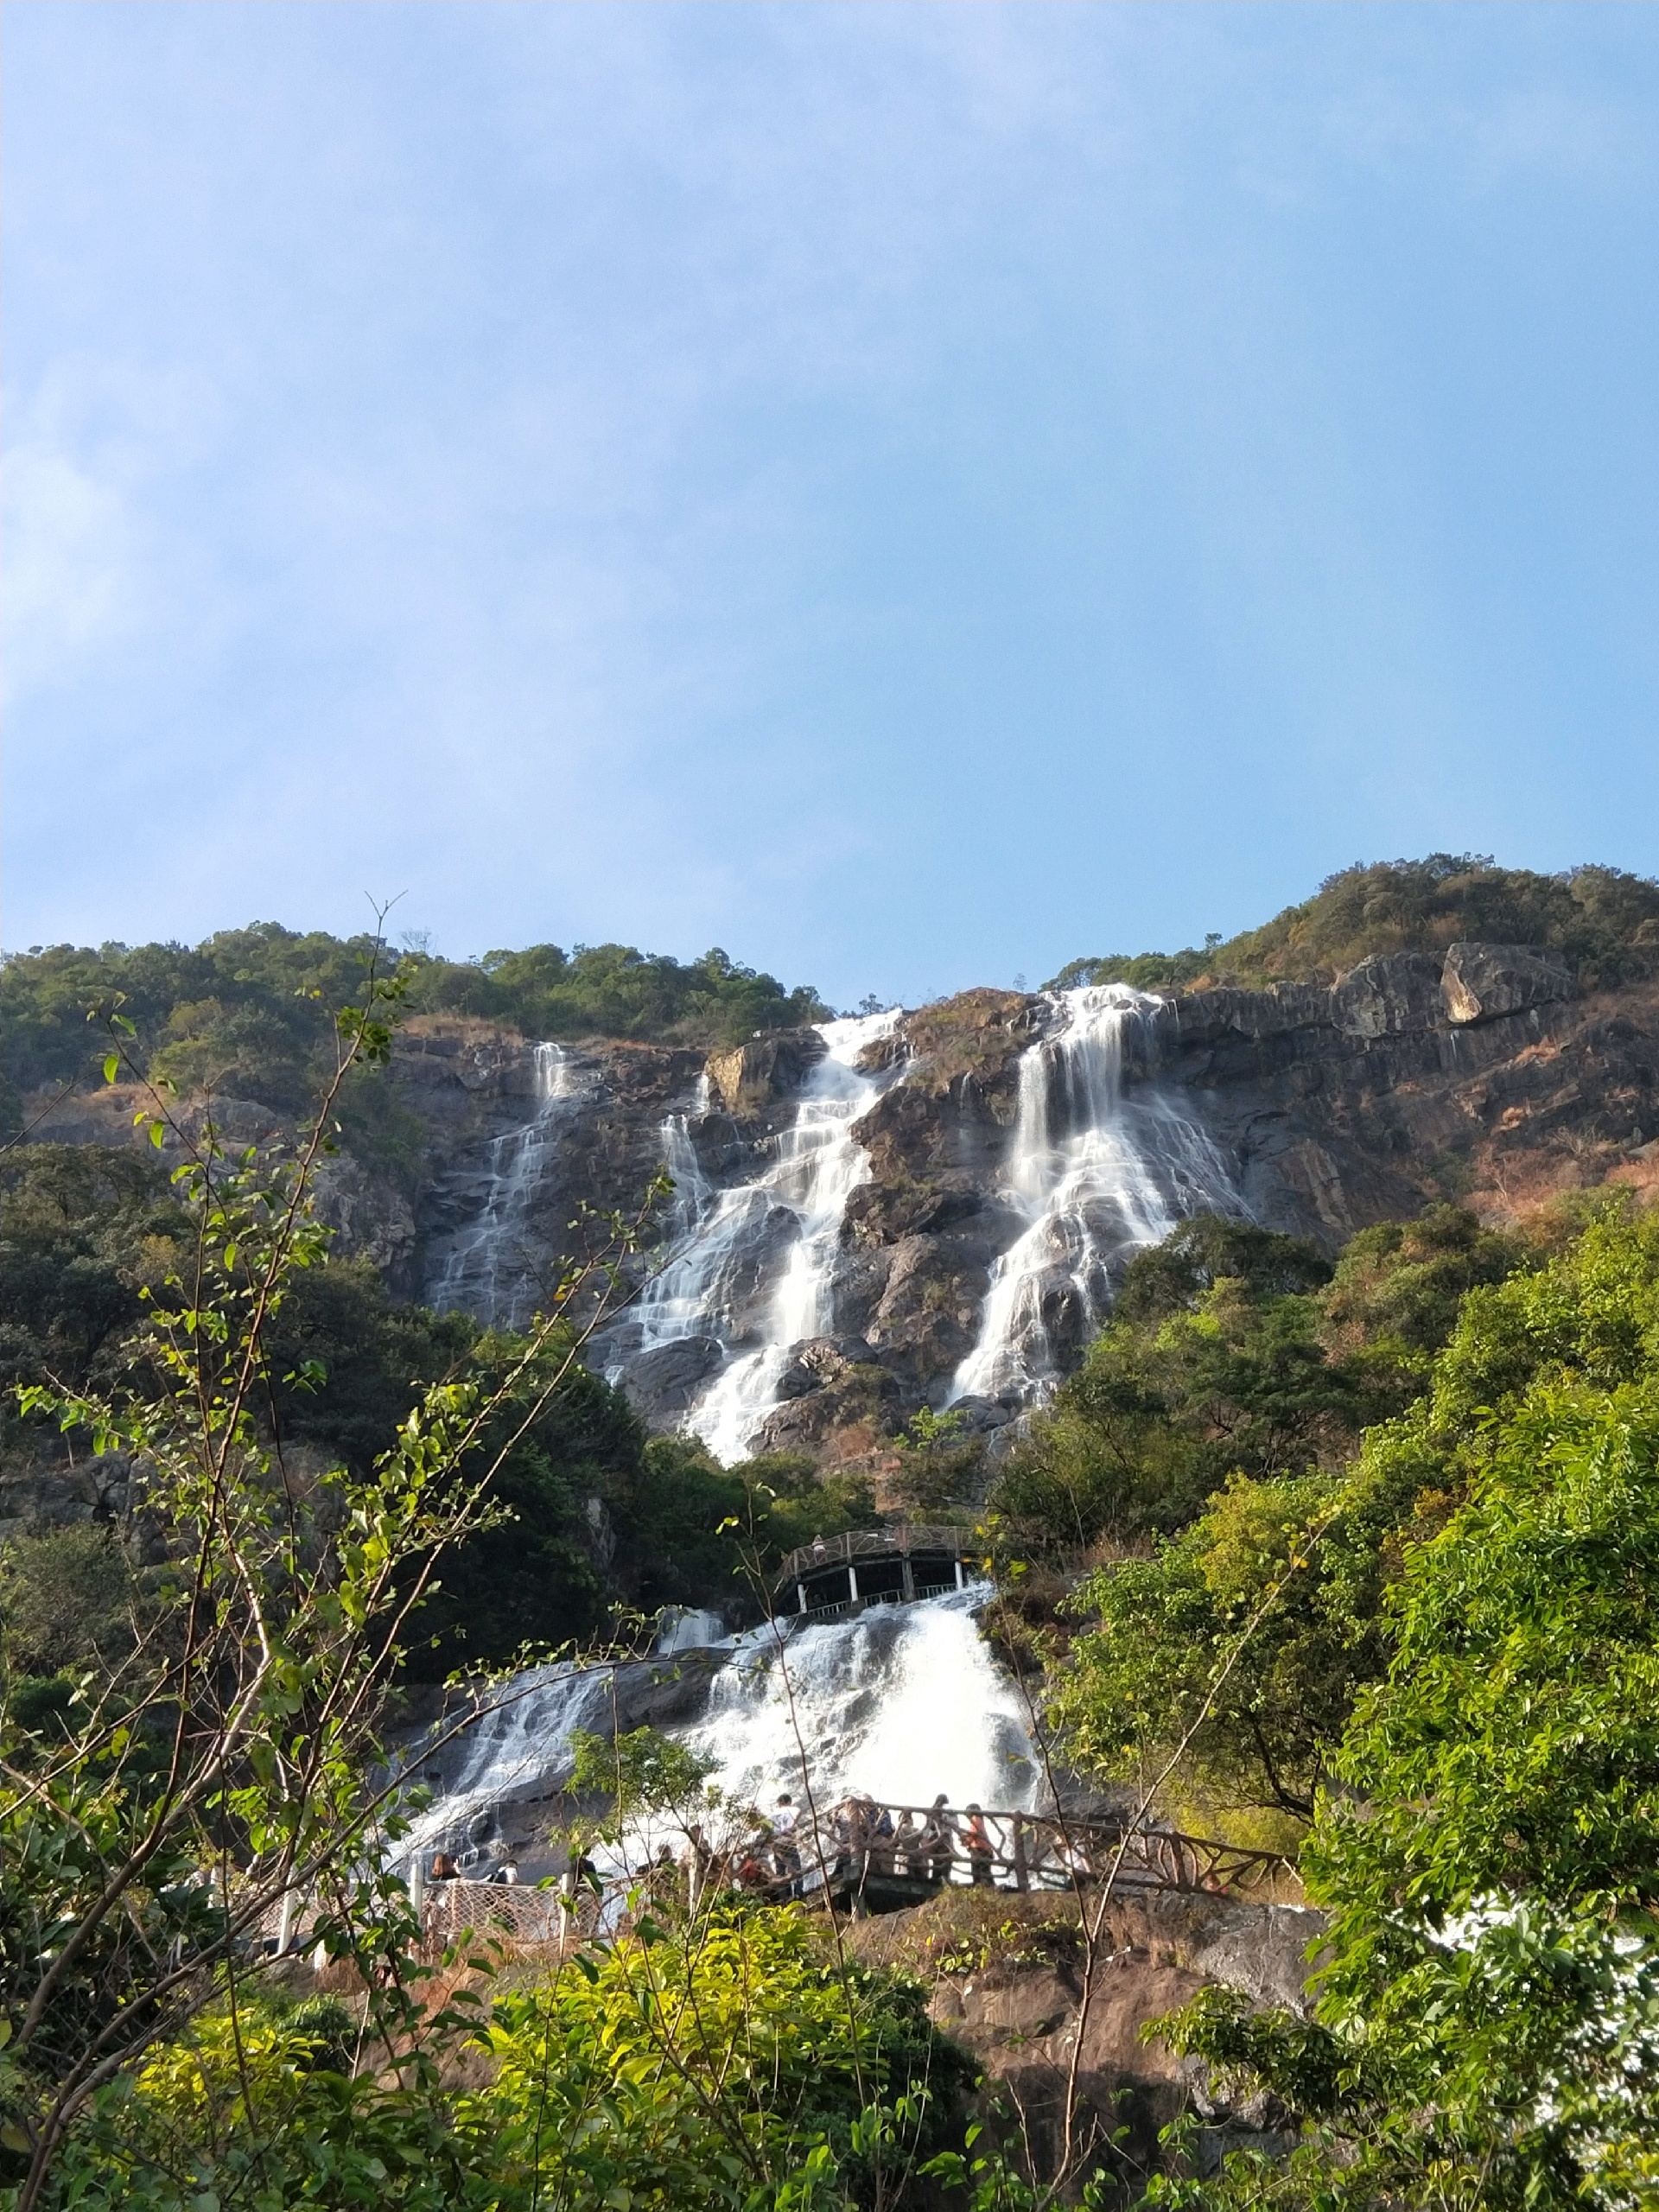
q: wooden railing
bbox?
[257,1799,1297,1961]
[764,1800,1296,1903]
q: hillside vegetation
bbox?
[4,923,1659,2204]
[1050,853,1659,994]
[8,858,1658,1131]
[0,928,829,1129]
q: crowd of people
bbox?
[615,1791,1011,1904]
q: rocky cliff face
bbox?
[23,950,1659,1465]
[847,1884,1320,2180]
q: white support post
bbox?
[848,1563,860,1604]
[797,1581,807,1613]
[954,1559,965,1590]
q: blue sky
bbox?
[5,3,1657,1010]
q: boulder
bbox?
[773,1337,878,1399]
[703,1029,827,1117]
[1440,942,1576,1025]
[1330,952,1445,1038]
[623,1336,727,1417]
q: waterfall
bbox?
[658,1075,714,1236]
[400,1586,1043,1878]
[428,1044,573,1327]
[626,1012,904,1464]
[683,1587,1039,1817]
[399,1657,622,1875]
[655,1605,728,1654]
[950,987,1239,1403]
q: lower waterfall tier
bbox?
[397,1586,1049,1882]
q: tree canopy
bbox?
[0,925,830,1127]
[1050,854,1659,994]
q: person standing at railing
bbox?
[827,1799,854,1881]
[868,1802,896,1876]
[892,1808,922,1878]
[846,1794,878,1885]
[963,1805,995,1887]
[920,1796,956,1885]
[769,1795,801,1880]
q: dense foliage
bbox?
[988,1207,1519,1563]
[1034,1198,1659,2204]
[54,1908,973,2212]
[1050,853,1659,993]
[0,925,829,1129]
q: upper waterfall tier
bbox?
[948,988,1240,1402]
[415,995,1245,1459]
[397,950,1604,1462]
[423,1042,581,1327]
[611,1011,905,1463]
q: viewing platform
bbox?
[774,1525,981,1620]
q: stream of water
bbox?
[950,987,1240,1402]
[427,1043,575,1327]
[623,1011,904,1461]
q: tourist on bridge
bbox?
[845,1793,880,1884]
[963,1805,995,1887]
[919,1796,956,1884]
[769,1795,801,1880]
[868,1802,896,1877]
[892,1808,922,1879]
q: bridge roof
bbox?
[774,1523,980,1590]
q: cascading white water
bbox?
[429,1044,575,1327]
[397,1586,1040,1884]
[681,1588,1039,1816]
[654,1605,728,1654]
[627,1012,904,1464]
[657,1075,713,1236]
[399,1658,620,1874]
[950,987,1239,1403]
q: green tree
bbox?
[1134,1214,1659,2209]
[1052,855,1659,995]
[0,925,830,1126]
[56,1905,976,2212]
[988,1217,1365,1555]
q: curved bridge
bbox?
[774,1524,982,1619]
[412,1797,1300,1947]
[766,1798,1298,1916]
